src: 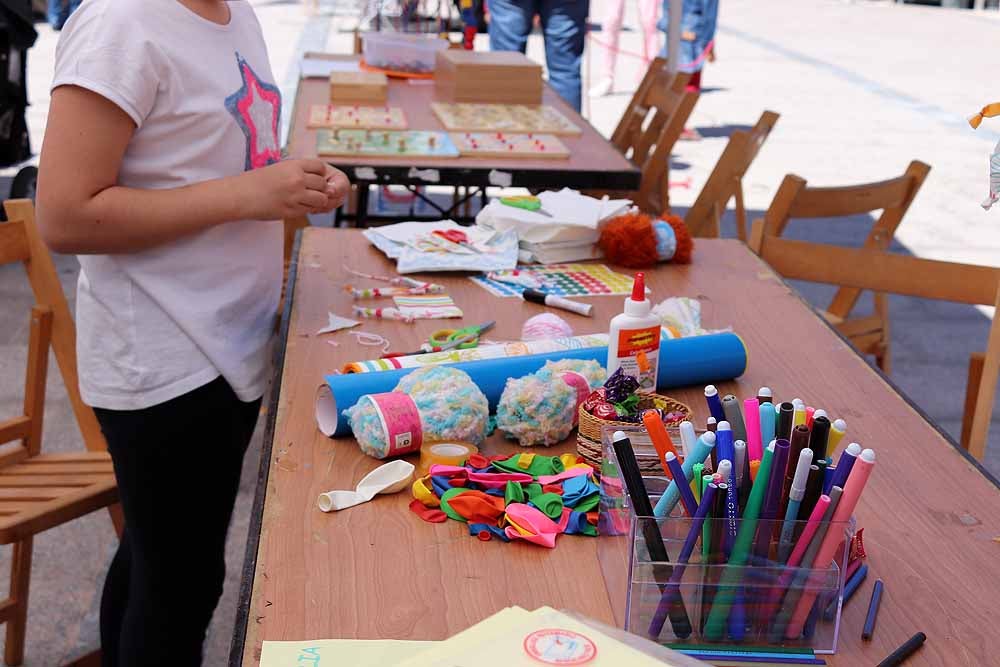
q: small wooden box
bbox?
[435,50,543,104]
[329,71,388,103]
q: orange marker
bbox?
[749,459,761,483]
[643,410,679,479]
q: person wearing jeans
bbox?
[488,0,589,112]
[47,0,82,30]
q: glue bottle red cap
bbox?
[631,272,646,301]
[624,272,650,316]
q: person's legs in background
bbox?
[46,0,68,30]
[487,0,536,54]
[590,0,625,97]
[538,0,589,112]
[638,0,660,66]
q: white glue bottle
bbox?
[606,272,661,391]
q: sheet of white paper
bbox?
[300,58,361,78]
[316,313,361,335]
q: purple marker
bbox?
[826,442,862,493]
[705,385,726,423]
[648,482,718,638]
[753,438,791,561]
[665,451,698,516]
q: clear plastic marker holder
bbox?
[598,424,854,655]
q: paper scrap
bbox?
[316,312,361,335]
[393,295,463,319]
[300,57,361,78]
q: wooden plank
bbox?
[0,464,113,475]
[14,452,111,463]
[0,220,29,264]
[760,237,1000,305]
[23,306,53,457]
[967,286,1000,460]
[0,484,119,544]
[0,487,84,500]
[788,175,912,218]
[962,352,987,450]
[0,417,30,444]
[238,230,1000,667]
[0,475,113,488]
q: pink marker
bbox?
[805,406,816,429]
[757,494,831,625]
[744,397,763,461]
[785,449,876,638]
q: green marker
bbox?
[692,463,705,503]
[701,473,714,560]
[703,442,775,640]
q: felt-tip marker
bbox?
[522,288,593,317]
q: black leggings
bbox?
[94,376,261,667]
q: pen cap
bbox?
[789,448,814,499]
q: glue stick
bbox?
[606,272,661,391]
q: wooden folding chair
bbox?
[0,200,122,665]
[750,218,1000,462]
[751,161,931,372]
[591,57,699,216]
[684,111,780,240]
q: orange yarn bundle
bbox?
[597,212,693,268]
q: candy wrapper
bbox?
[603,367,640,404]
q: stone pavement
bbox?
[0,0,997,664]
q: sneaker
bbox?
[589,77,614,98]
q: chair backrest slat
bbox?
[685,110,780,237]
[755,235,1000,305]
[1,200,107,455]
[0,221,30,265]
[787,177,914,219]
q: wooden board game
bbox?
[316,129,459,158]
[328,71,387,103]
[431,103,582,135]
[450,132,570,159]
[307,104,408,130]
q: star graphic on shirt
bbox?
[225,53,282,171]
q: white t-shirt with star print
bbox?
[52,0,283,410]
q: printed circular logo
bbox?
[523,628,597,665]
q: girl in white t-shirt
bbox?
[36,1,348,665]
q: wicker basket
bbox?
[576,393,692,473]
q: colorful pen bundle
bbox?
[609,386,877,652]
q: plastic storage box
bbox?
[361,32,450,74]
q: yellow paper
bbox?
[403,607,691,666]
[394,607,533,667]
[259,639,433,667]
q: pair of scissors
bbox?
[430,229,482,253]
[428,320,496,351]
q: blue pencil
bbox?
[862,579,884,640]
[824,562,869,620]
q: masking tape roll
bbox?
[418,442,478,474]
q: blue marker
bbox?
[705,385,726,423]
[654,432,716,517]
[758,402,776,452]
[825,562,869,620]
[778,448,814,562]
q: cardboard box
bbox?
[329,71,388,103]
[435,50,543,104]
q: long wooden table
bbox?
[231,229,1000,666]
[286,56,640,225]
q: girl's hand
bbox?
[240,159,351,220]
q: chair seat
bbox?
[0,452,117,544]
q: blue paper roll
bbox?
[318,332,748,437]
